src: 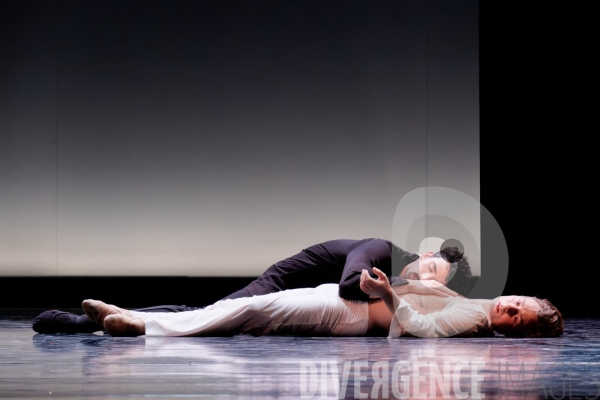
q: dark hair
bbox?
[525,298,564,338]
[432,247,472,296]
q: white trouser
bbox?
[130,284,369,337]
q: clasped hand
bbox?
[359,267,393,299]
[359,268,459,298]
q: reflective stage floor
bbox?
[1,314,599,399]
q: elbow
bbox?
[338,280,367,301]
[338,281,353,300]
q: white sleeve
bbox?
[388,298,489,338]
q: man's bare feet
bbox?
[81,299,131,325]
[104,315,145,337]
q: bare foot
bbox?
[81,299,131,325]
[104,315,145,337]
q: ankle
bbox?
[129,318,145,335]
[104,314,145,337]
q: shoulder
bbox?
[450,301,494,337]
[352,238,393,253]
[443,299,488,320]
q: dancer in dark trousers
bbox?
[32,238,472,334]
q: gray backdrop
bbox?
[0,0,479,276]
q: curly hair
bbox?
[499,297,564,338]
[432,247,472,296]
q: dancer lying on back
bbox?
[81,267,563,339]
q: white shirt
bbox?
[388,297,490,338]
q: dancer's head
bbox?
[402,247,472,295]
[489,295,564,337]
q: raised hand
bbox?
[359,267,393,299]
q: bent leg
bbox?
[236,248,335,296]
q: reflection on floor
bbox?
[0,316,599,399]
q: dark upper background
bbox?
[480,4,586,315]
[1,0,482,277]
[0,1,589,315]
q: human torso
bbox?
[366,292,469,335]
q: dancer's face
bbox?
[402,252,451,285]
[489,295,540,336]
